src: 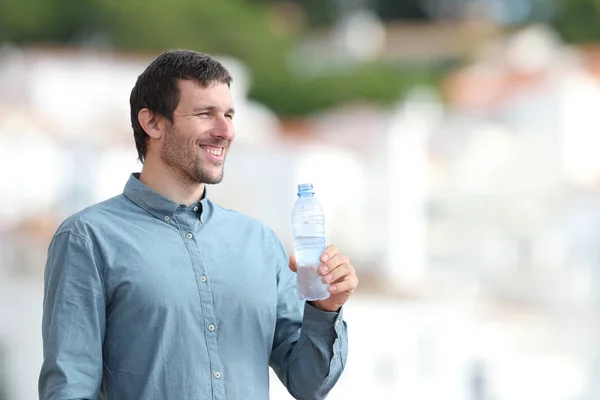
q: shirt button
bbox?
[193,206,199,212]
[214,371,221,379]
[186,232,193,239]
[208,324,215,331]
[200,276,207,282]
[164,216,170,221]
[335,320,340,328]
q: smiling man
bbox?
[38,50,358,400]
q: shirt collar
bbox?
[123,173,210,223]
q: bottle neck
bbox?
[298,192,314,198]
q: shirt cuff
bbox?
[302,301,344,336]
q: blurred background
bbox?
[2,0,600,399]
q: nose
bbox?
[211,114,235,141]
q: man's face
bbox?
[160,79,235,185]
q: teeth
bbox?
[201,147,223,156]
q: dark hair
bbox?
[129,49,232,163]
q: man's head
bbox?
[130,50,235,185]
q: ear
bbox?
[138,108,163,139]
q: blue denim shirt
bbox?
[39,173,347,400]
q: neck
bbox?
[139,157,205,206]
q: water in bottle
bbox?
[291,183,330,301]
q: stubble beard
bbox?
[160,125,226,186]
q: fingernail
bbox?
[324,274,332,283]
[329,285,337,292]
[321,254,329,262]
[320,266,328,274]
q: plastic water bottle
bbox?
[291,183,330,301]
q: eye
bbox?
[225,114,234,120]
[196,112,211,118]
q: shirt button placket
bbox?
[182,219,224,396]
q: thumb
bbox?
[288,255,297,273]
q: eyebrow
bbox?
[193,106,235,115]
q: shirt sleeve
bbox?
[268,231,348,400]
[39,229,106,400]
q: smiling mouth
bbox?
[199,145,224,156]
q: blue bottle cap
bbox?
[297,183,314,195]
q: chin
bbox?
[200,169,224,185]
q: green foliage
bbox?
[552,0,600,43]
[251,63,445,116]
[0,0,442,116]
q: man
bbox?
[39,49,358,400]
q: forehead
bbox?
[176,79,233,110]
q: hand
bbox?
[289,245,358,312]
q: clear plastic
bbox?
[291,183,330,301]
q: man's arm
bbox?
[268,232,348,400]
[39,229,106,400]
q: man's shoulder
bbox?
[212,202,278,237]
[54,194,129,239]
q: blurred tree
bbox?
[282,0,338,27]
[0,0,291,73]
[552,0,600,43]
[247,0,429,26]
[0,0,102,43]
[0,0,442,116]
[374,0,430,21]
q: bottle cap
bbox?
[297,183,314,195]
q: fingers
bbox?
[329,273,359,293]
[313,245,360,294]
[321,261,359,294]
[320,245,339,264]
[288,255,297,273]
[318,252,349,275]
[321,262,352,284]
